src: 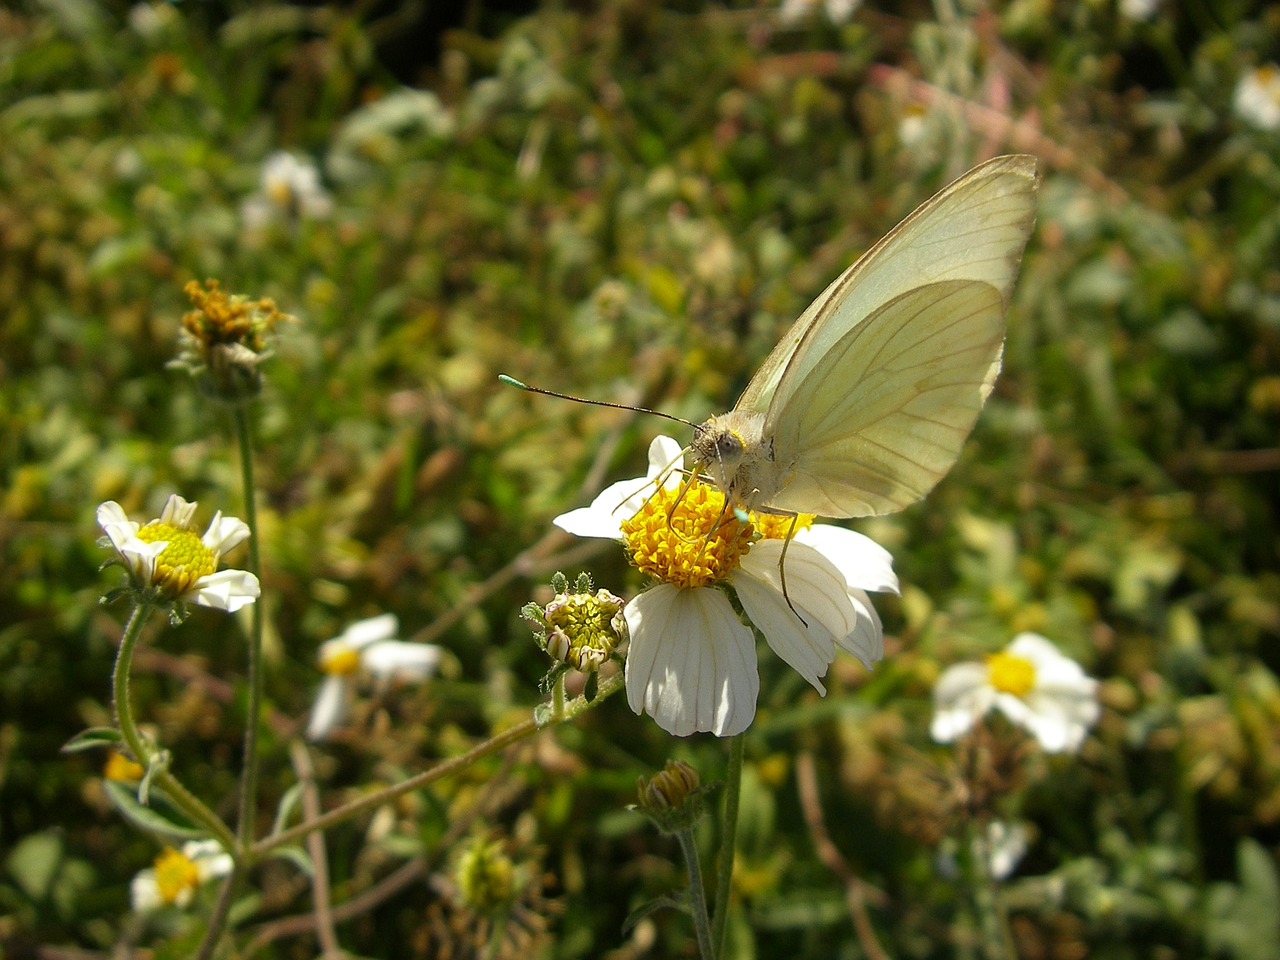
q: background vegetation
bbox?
[2,0,1278,957]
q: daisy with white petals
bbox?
[307,614,444,741]
[554,436,898,738]
[241,150,333,229]
[97,494,260,612]
[1234,64,1280,132]
[931,632,1100,754]
[131,840,233,913]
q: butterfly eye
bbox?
[715,432,743,460]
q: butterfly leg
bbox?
[773,512,809,628]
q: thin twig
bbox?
[795,751,891,960]
[290,741,343,958]
[244,749,526,954]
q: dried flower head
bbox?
[171,278,290,400]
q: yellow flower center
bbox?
[136,522,216,596]
[750,511,815,541]
[104,752,145,782]
[319,643,362,676]
[153,847,201,905]
[620,480,753,589]
[986,651,1037,698]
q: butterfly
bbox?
[689,154,1039,520]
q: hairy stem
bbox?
[234,404,266,849]
[676,827,716,960]
[711,732,744,957]
[112,601,236,852]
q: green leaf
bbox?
[1206,838,1280,960]
[60,727,123,754]
[102,779,206,842]
[622,893,687,935]
[4,830,64,901]
[271,781,305,835]
[264,845,314,879]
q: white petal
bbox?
[624,584,758,737]
[118,536,168,583]
[188,569,260,612]
[130,870,162,913]
[1007,632,1066,666]
[839,588,885,667]
[182,840,234,881]
[97,501,140,551]
[736,539,862,692]
[307,675,351,741]
[361,641,443,681]
[553,436,687,540]
[202,512,251,554]
[930,662,993,742]
[159,494,199,529]
[984,821,1029,880]
[553,475,652,539]
[645,435,686,484]
[1019,689,1099,753]
[796,525,900,595]
[337,613,400,650]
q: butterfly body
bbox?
[690,155,1040,520]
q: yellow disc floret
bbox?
[620,480,753,589]
[750,511,815,541]
[985,651,1037,698]
[136,522,216,596]
[153,847,201,906]
[319,642,362,676]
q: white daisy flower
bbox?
[930,632,1100,754]
[554,436,898,738]
[130,840,233,913]
[1234,64,1280,131]
[306,614,444,741]
[97,494,260,612]
[241,151,333,229]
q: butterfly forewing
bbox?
[737,155,1038,420]
[766,279,1006,517]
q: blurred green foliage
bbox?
[1,0,1278,957]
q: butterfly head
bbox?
[690,411,769,509]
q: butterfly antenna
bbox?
[499,375,696,427]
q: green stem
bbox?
[112,602,237,852]
[676,827,716,960]
[194,867,239,960]
[711,732,744,957]
[234,405,266,849]
[252,670,625,859]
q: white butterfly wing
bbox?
[765,279,1004,516]
[736,155,1038,418]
